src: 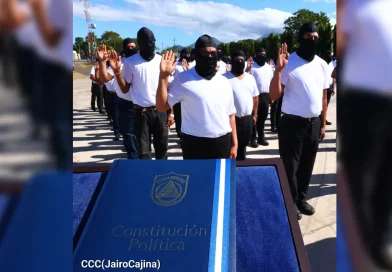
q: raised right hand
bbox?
[108,50,122,72]
[97,44,109,62]
[181,59,189,71]
[160,50,177,78]
[276,43,289,71]
[246,57,253,70]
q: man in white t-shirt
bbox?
[246,48,274,147]
[224,50,259,160]
[90,61,104,113]
[339,0,392,269]
[217,46,228,74]
[28,0,72,170]
[270,23,329,220]
[156,35,237,159]
[110,27,174,160]
[98,41,139,159]
[172,48,192,142]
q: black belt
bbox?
[236,115,251,120]
[283,113,319,122]
[133,104,157,112]
[107,91,117,94]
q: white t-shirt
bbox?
[122,53,161,107]
[104,66,117,92]
[328,60,337,85]
[217,60,227,74]
[249,63,274,94]
[342,0,392,95]
[281,53,330,118]
[189,61,196,68]
[107,65,131,100]
[36,0,73,70]
[173,62,184,78]
[90,66,98,84]
[224,72,259,117]
[167,68,236,138]
[13,2,45,51]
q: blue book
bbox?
[74,159,236,272]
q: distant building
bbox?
[73,50,81,60]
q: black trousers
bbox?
[40,60,72,170]
[134,108,168,160]
[236,116,253,160]
[339,90,392,265]
[91,83,103,112]
[278,114,321,202]
[173,103,182,138]
[102,85,109,114]
[118,98,138,159]
[251,93,270,142]
[182,133,232,160]
[107,92,120,137]
[271,95,283,128]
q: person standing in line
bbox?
[156,35,237,160]
[97,42,139,159]
[246,48,274,147]
[172,48,192,143]
[216,46,229,74]
[326,54,337,125]
[270,23,329,220]
[224,50,259,160]
[107,27,174,160]
[90,59,104,113]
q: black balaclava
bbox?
[221,55,229,64]
[123,38,137,58]
[137,27,156,61]
[324,51,333,64]
[179,48,191,62]
[255,48,267,66]
[230,50,245,75]
[296,23,319,62]
[194,34,218,80]
[190,49,196,62]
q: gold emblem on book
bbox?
[151,172,189,206]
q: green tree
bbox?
[100,31,123,52]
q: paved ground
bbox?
[73,71,337,271]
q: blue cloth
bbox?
[337,210,352,272]
[73,164,301,272]
[118,98,138,159]
[236,166,299,272]
[0,172,72,272]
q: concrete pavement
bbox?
[73,76,337,271]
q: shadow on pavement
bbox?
[306,237,336,272]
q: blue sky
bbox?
[73,0,336,50]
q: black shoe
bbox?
[113,134,121,141]
[99,110,106,114]
[109,120,113,125]
[326,120,332,125]
[297,201,315,216]
[122,147,127,152]
[249,141,259,148]
[92,108,96,112]
[271,127,278,133]
[295,205,302,220]
[257,138,269,146]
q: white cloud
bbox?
[73,0,293,42]
[329,18,336,26]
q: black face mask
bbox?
[195,51,218,80]
[137,27,156,61]
[180,56,191,63]
[231,59,245,75]
[125,48,138,58]
[297,38,319,62]
[256,55,266,66]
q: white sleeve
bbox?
[107,67,114,76]
[323,63,330,89]
[167,76,183,107]
[90,66,95,76]
[281,67,289,87]
[122,62,133,84]
[227,91,236,116]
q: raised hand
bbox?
[94,62,99,70]
[276,43,289,71]
[97,44,109,62]
[160,50,177,78]
[108,50,122,72]
[246,57,253,70]
[182,59,189,71]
